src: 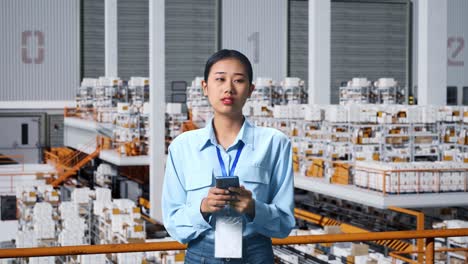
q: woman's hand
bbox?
[200,187,232,214]
[228,185,255,219]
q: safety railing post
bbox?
[425,237,434,264]
[416,212,425,263]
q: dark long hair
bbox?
[203,49,253,84]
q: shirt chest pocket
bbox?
[184,167,213,201]
[237,165,271,203]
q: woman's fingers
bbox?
[203,187,254,213]
[212,199,229,207]
[208,193,231,201]
[228,187,251,198]
[209,187,229,195]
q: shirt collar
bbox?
[198,116,254,151]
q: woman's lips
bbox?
[221,97,234,105]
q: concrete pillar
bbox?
[149,0,165,222]
[417,0,447,105]
[104,0,118,77]
[308,0,331,104]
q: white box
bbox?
[166,103,183,115]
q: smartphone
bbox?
[215,176,240,190]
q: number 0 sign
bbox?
[22,31,45,64]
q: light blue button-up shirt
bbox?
[161,117,295,244]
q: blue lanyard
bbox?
[216,141,244,177]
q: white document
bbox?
[214,216,243,258]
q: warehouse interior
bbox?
[0,0,467,263]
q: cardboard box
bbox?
[351,243,369,256]
[324,226,342,234]
[331,163,351,185]
[306,159,325,178]
[293,155,300,172]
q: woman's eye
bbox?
[234,79,245,83]
[215,77,224,81]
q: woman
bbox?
[162,49,295,263]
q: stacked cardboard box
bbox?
[355,161,468,193]
[306,158,325,178]
[331,162,351,185]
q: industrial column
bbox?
[417,0,447,105]
[104,0,118,77]
[308,0,331,105]
[149,0,165,222]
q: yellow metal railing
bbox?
[389,206,426,263]
[295,208,413,251]
[0,228,467,263]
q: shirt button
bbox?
[187,202,191,207]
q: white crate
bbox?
[111,214,133,233]
[113,199,136,213]
[93,200,113,217]
[80,254,107,264]
[444,220,468,244]
[33,202,53,219]
[59,229,84,246]
[273,105,289,119]
[29,257,55,264]
[304,106,324,121]
[117,252,144,264]
[33,217,55,239]
[95,187,112,203]
[16,230,37,248]
[59,201,79,219]
[71,187,92,203]
[166,103,182,115]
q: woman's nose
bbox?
[223,81,234,94]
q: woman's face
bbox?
[202,58,254,117]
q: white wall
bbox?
[447,0,468,97]
[0,220,18,242]
[0,117,40,163]
[222,0,288,81]
[0,0,79,102]
[413,0,468,104]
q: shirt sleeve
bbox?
[161,146,213,244]
[250,137,295,238]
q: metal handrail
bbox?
[60,137,97,167]
[1,228,467,262]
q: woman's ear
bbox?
[248,84,255,97]
[201,80,208,96]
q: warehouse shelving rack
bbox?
[411,123,440,161]
[349,123,381,162]
[380,123,411,163]
[339,85,376,105]
[298,120,327,178]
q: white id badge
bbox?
[214,216,243,258]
